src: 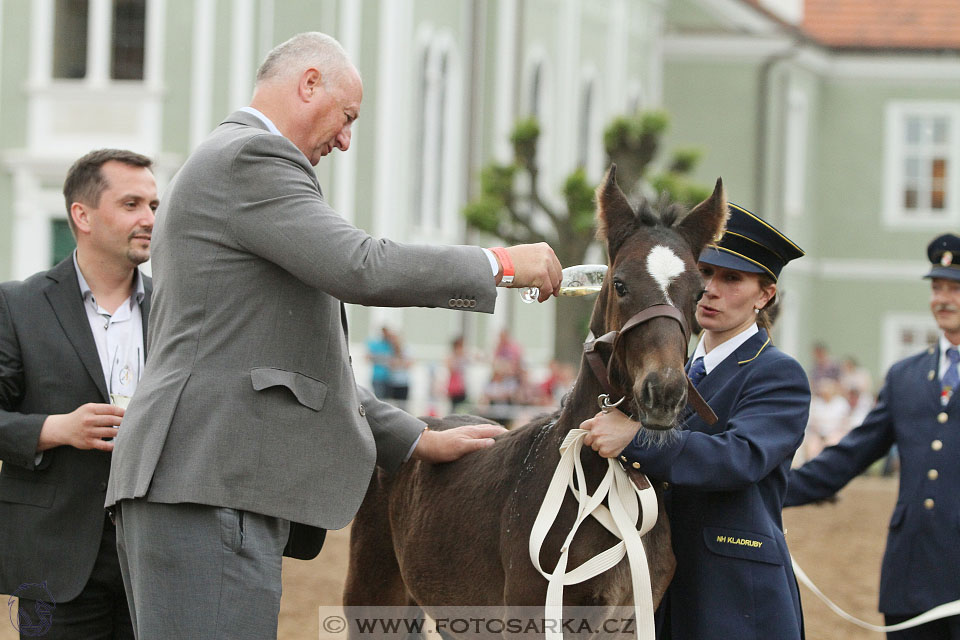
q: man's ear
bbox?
[299,68,321,101]
[70,202,90,234]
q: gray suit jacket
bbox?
[0,257,150,602]
[106,111,496,532]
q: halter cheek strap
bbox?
[583,304,718,425]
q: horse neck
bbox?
[554,353,610,438]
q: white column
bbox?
[144,0,166,90]
[333,0,362,224]
[190,0,217,149]
[493,0,517,162]
[88,0,111,86]
[29,0,51,88]
[229,0,254,110]
[606,0,627,119]
[11,170,49,280]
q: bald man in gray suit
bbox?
[106,32,562,639]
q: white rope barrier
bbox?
[529,428,659,640]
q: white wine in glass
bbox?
[520,264,608,303]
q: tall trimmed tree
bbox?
[464,110,708,364]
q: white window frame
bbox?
[883,101,960,228]
[881,312,940,373]
[33,0,161,88]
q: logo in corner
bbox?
[9,582,56,637]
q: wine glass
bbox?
[520,264,608,303]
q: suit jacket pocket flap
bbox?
[703,527,781,565]
[0,476,57,507]
[250,367,327,412]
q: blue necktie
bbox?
[942,347,960,405]
[688,356,707,388]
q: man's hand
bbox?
[580,408,642,459]
[411,424,507,463]
[500,243,563,302]
[36,403,125,452]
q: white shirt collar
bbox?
[239,106,283,136]
[692,323,760,374]
[73,250,144,306]
[938,333,960,379]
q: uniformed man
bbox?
[786,233,960,640]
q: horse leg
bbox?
[344,473,417,639]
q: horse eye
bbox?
[613,280,628,297]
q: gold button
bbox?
[631,462,641,469]
[938,412,948,424]
[620,456,627,462]
[928,370,936,381]
[924,498,935,510]
[932,439,943,451]
[928,469,939,480]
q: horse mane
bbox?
[634,194,686,229]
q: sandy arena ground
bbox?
[3,475,899,640]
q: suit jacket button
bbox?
[631,462,641,469]
[923,498,935,510]
[449,299,457,307]
[928,469,939,480]
[358,404,366,417]
[469,300,476,308]
[937,412,948,423]
[931,439,943,451]
[99,482,107,491]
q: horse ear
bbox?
[595,164,636,261]
[676,178,727,258]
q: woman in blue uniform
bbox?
[582,204,810,640]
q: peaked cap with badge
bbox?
[698,204,805,281]
[923,232,960,282]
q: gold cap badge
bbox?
[942,251,953,267]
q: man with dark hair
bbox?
[787,233,960,639]
[0,148,157,639]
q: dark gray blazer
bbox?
[106,111,497,537]
[0,257,151,602]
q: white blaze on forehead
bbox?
[647,245,685,305]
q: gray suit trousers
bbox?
[115,499,290,640]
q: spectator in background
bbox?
[840,355,872,397]
[537,360,576,406]
[386,329,411,403]
[367,326,394,399]
[805,378,851,459]
[810,341,841,386]
[446,336,469,410]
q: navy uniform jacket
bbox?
[785,345,960,616]
[621,329,810,640]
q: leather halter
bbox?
[583,303,718,425]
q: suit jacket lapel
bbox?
[44,259,109,402]
[141,276,152,359]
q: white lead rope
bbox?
[529,428,659,640]
[792,557,960,632]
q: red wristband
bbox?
[490,247,514,285]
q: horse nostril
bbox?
[642,378,657,408]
